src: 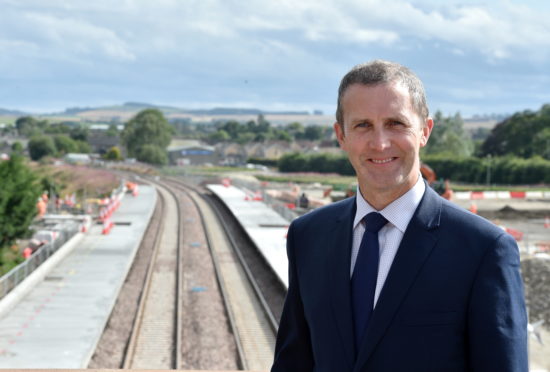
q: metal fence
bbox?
[0,223,80,300]
[224,177,300,222]
[169,173,301,223]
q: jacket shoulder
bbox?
[290,196,354,231]
[439,197,509,240]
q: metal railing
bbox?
[230,177,300,223]
[163,172,300,222]
[0,223,80,300]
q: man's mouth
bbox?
[370,157,395,164]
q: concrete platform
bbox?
[0,186,156,368]
[207,184,289,288]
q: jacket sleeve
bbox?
[271,222,314,372]
[467,232,528,371]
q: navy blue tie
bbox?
[351,212,387,350]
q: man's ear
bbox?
[420,117,434,147]
[334,122,345,148]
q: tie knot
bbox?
[363,212,387,233]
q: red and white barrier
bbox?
[455,190,550,200]
[102,218,114,235]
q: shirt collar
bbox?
[354,174,426,233]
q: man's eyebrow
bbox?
[350,118,372,124]
[385,115,411,124]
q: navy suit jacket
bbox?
[272,185,528,372]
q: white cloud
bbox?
[23,12,135,61]
[0,0,549,115]
[356,1,550,63]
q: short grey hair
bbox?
[336,60,429,126]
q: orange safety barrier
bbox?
[505,227,524,241]
[102,218,114,235]
[22,247,32,259]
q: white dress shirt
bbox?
[350,175,425,308]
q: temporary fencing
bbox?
[0,223,79,300]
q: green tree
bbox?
[480,104,550,158]
[237,132,255,144]
[75,140,91,153]
[303,125,324,141]
[121,109,173,157]
[220,120,244,140]
[0,155,41,250]
[44,123,71,135]
[106,124,119,137]
[28,135,56,160]
[275,129,292,142]
[15,116,39,137]
[208,129,230,143]
[533,127,550,159]
[422,111,473,157]
[285,122,305,139]
[11,141,23,154]
[137,144,168,165]
[69,126,89,142]
[104,146,123,161]
[53,135,78,155]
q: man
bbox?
[271,60,527,371]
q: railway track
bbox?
[93,174,284,369]
[163,177,280,370]
[122,182,183,369]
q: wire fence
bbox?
[0,223,80,300]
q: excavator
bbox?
[420,162,453,200]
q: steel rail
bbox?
[121,181,183,369]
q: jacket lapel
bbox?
[328,197,356,368]
[354,186,442,371]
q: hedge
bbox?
[277,152,550,185]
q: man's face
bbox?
[334,82,433,207]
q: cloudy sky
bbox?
[1,0,549,117]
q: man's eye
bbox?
[390,121,405,127]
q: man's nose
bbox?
[368,128,391,151]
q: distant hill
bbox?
[0,102,325,125]
[186,107,310,115]
[0,107,26,116]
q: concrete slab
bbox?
[0,186,156,368]
[208,184,289,288]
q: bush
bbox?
[104,146,123,161]
[277,152,354,175]
[137,144,168,166]
[247,158,278,167]
[422,154,550,185]
[53,135,78,155]
[28,135,56,160]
